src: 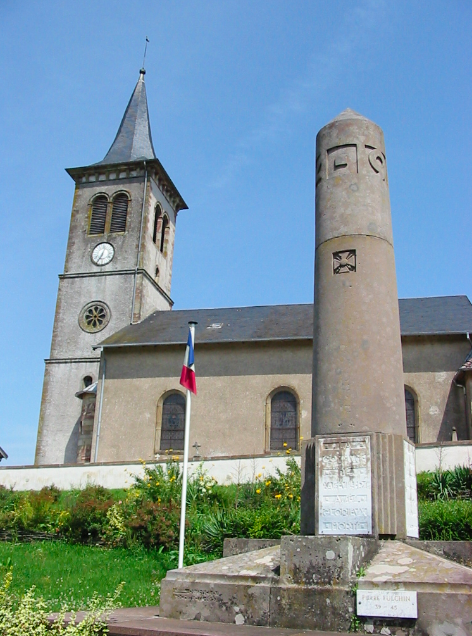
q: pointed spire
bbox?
[98,70,156,165]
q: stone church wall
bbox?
[93,341,313,463]
[402,335,469,442]
[90,334,470,464]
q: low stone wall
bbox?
[0,455,291,491]
[0,442,471,491]
[415,441,472,472]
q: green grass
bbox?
[0,541,168,611]
[418,499,472,540]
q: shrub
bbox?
[126,500,180,549]
[0,569,122,635]
[417,466,472,501]
[134,459,182,505]
[62,486,114,543]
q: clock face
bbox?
[91,242,114,266]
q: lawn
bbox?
[0,541,169,611]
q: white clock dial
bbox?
[91,242,114,266]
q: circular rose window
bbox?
[79,301,111,333]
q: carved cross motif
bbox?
[192,441,201,458]
[333,250,356,274]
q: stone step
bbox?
[105,610,350,636]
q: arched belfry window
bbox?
[160,393,186,451]
[110,193,129,233]
[270,390,299,451]
[89,195,108,235]
[160,215,169,254]
[153,204,162,244]
[405,388,417,443]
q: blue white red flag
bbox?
[180,327,197,394]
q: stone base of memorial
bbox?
[159,536,472,633]
[300,433,419,539]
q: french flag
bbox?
[180,327,197,394]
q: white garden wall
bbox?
[0,443,471,492]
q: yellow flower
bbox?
[300,436,304,440]
[265,480,271,486]
[275,494,282,499]
[256,489,261,494]
[286,450,291,454]
[289,494,293,499]
[283,442,288,447]
[257,473,262,478]
[147,484,151,487]
[156,482,159,486]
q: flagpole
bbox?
[178,321,197,569]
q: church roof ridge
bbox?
[97,295,472,349]
[97,69,156,165]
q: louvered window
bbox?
[160,393,186,450]
[270,390,298,451]
[153,205,162,244]
[89,196,108,235]
[110,193,129,233]
[160,215,169,253]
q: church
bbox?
[34,70,472,467]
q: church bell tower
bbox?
[35,69,187,465]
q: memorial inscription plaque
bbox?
[404,440,419,538]
[318,435,372,535]
[357,590,418,619]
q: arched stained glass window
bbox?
[89,195,108,235]
[270,390,298,451]
[160,393,186,450]
[153,204,162,244]
[110,193,129,233]
[405,388,416,443]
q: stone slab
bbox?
[317,435,372,536]
[55,607,352,636]
[404,540,472,567]
[223,538,281,558]
[358,541,472,635]
[105,612,350,636]
[357,590,417,618]
[159,546,280,626]
[280,535,379,586]
[160,538,472,634]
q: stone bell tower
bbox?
[35,69,187,466]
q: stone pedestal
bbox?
[159,538,472,634]
[301,433,418,539]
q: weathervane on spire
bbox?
[141,36,149,74]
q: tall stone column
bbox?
[301,109,418,539]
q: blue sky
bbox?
[1,1,471,465]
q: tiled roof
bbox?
[98,295,472,349]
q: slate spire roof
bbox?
[98,69,156,165]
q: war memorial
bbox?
[158,110,472,635]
